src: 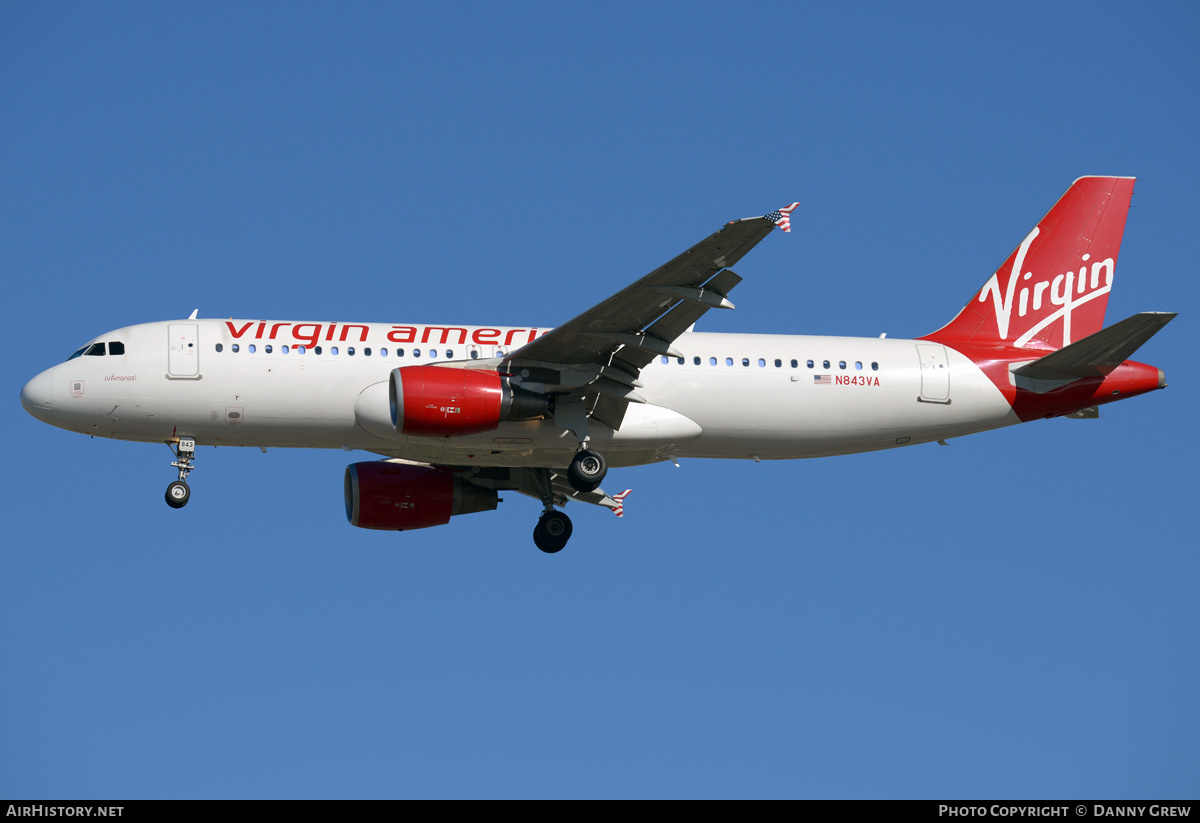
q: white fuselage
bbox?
[22,319,1021,467]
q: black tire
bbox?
[165,481,190,509]
[533,510,572,553]
[567,449,607,493]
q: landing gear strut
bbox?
[533,509,573,554]
[165,437,196,509]
[567,449,607,493]
[527,467,573,553]
[554,397,608,494]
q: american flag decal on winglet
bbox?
[612,489,632,518]
[766,202,800,232]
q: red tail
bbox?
[925,176,1135,352]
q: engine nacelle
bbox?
[389,365,547,437]
[344,462,498,531]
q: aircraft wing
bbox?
[364,458,635,517]
[501,205,796,428]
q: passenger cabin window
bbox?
[232,344,240,353]
[264,345,273,354]
[871,362,879,371]
[215,343,224,352]
[693,356,701,365]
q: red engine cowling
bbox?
[344,462,498,531]
[389,365,547,437]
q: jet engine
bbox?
[344,461,498,530]
[389,365,548,437]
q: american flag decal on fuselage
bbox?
[814,374,831,385]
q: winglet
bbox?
[611,489,632,518]
[767,202,800,232]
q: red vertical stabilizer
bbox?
[925,176,1135,352]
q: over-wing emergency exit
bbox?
[20,179,1174,552]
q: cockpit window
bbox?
[67,340,124,361]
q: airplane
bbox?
[20,177,1175,553]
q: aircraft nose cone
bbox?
[20,370,54,421]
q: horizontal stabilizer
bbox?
[1012,312,1175,393]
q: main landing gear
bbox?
[553,398,608,494]
[530,448,612,552]
[533,509,573,554]
[567,448,607,493]
[164,437,196,509]
[528,466,574,554]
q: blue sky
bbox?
[2,2,1196,799]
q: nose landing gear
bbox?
[165,437,196,509]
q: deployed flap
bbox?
[1013,312,1176,381]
